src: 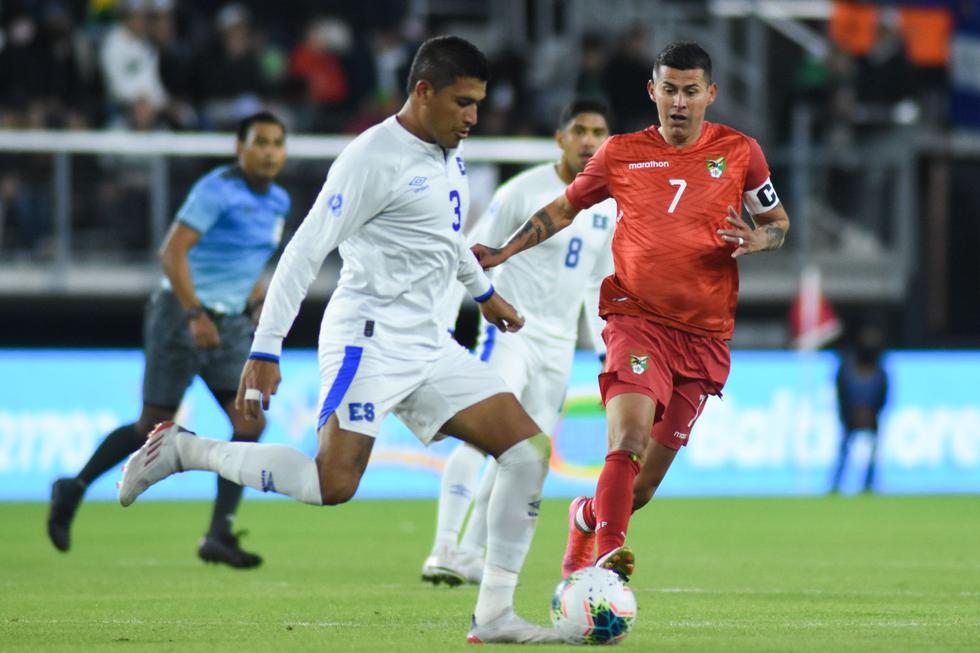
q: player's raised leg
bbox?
[118,408,380,509]
[439,392,558,644]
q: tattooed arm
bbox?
[470,193,580,269]
[716,203,790,259]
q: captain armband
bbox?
[742,177,780,215]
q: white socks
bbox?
[475,434,550,623]
[176,432,322,505]
[475,563,519,624]
[458,458,497,559]
[432,443,486,551]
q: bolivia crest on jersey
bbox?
[706,156,726,178]
[629,353,649,375]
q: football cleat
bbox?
[198,531,263,569]
[466,610,562,644]
[47,477,85,552]
[421,546,465,587]
[561,496,596,578]
[596,545,635,583]
[118,421,187,507]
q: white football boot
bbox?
[118,421,187,507]
[421,545,465,587]
[465,610,562,644]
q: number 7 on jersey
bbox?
[667,179,687,214]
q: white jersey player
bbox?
[118,36,560,645]
[422,100,616,586]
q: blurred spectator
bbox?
[99,0,168,124]
[828,0,878,58]
[950,0,980,129]
[192,3,268,129]
[149,0,198,128]
[831,321,889,494]
[602,27,654,132]
[576,32,608,101]
[288,17,352,131]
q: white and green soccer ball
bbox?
[550,567,637,645]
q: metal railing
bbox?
[0,125,921,303]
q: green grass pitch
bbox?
[2,495,978,651]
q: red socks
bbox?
[593,450,641,557]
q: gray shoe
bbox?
[118,421,186,507]
[465,610,562,644]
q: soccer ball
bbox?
[550,567,637,645]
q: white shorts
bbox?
[474,324,575,435]
[316,337,510,444]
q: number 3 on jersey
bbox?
[667,179,687,214]
[449,190,461,231]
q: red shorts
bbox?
[599,314,731,450]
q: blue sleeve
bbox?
[176,175,225,234]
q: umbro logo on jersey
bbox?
[409,176,429,193]
[627,160,670,169]
[327,193,343,216]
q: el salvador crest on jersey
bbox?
[706,156,726,179]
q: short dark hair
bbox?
[653,41,712,83]
[237,111,286,142]
[557,98,612,131]
[405,35,489,97]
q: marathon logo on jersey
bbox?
[673,431,689,441]
[327,193,343,216]
[409,176,429,193]
[456,156,467,176]
[629,353,649,375]
[706,156,727,178]
[627,160,670,169]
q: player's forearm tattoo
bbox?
[512,208,558,249]
[765,225,786,250]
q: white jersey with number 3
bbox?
[251,116,492,360]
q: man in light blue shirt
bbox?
[48,111,289,568]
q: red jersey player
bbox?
[472,41,790,582]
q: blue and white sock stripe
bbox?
[249,352,280,363]
[316,346,364,429]
[479,324,497,362]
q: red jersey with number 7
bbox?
[564,121,780,340]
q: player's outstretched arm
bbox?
[717,204,790,259]
[236,358,281,420]
[478,291,525,333]
[471,194,579,269]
